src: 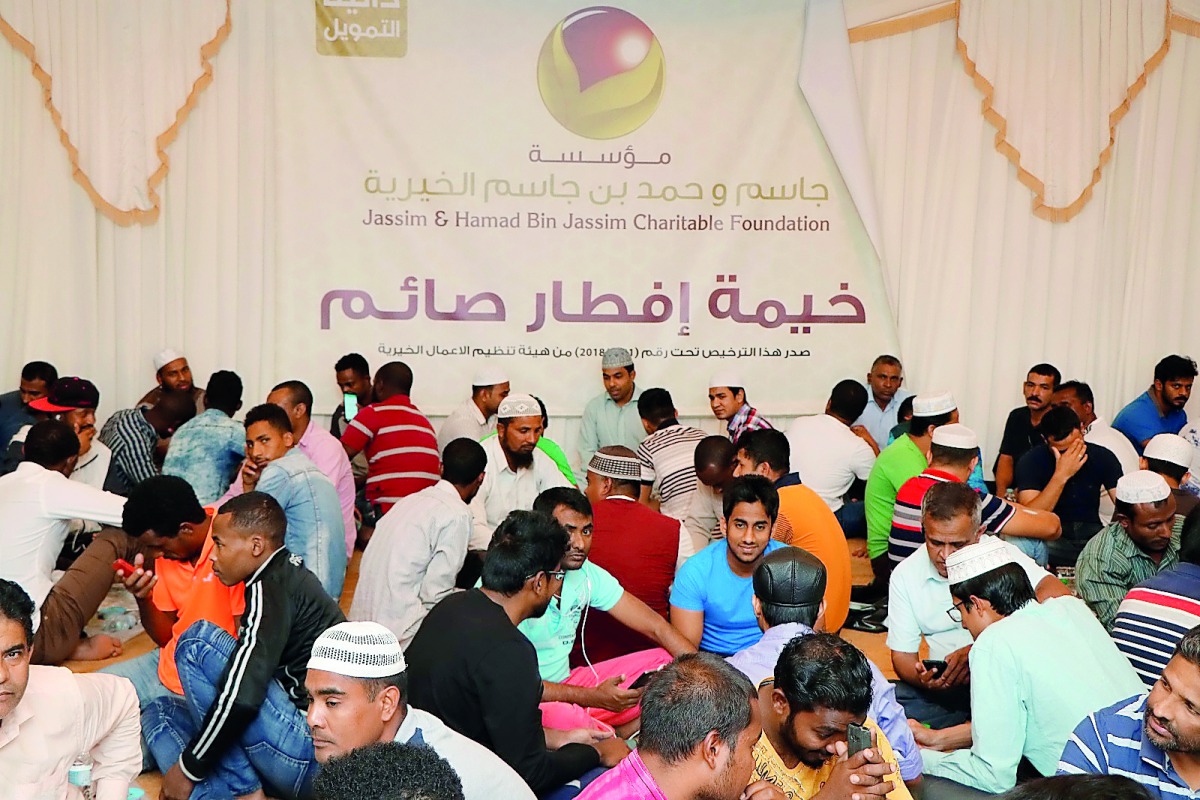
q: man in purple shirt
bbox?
[578,653,781,800]
[726,548,923,789]
[268,380,357,556]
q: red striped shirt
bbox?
[339,394,440,511]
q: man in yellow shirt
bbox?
[753,633,911,799]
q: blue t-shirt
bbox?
[516,560,624,683]
[670,539,786,656]
[1112,391,1188,454]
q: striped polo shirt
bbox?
[1059,693,1200,798]
[1112,563,1200,688]
[887,469,1015,564]
[339,393,440,512]
[636,422,708,520]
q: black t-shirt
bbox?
[998,406,1044,462]
[405,589,599,793]
[1013,443,1123,524]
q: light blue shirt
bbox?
[576,386,646,482]
[516,560,624,682]
[854,385,914,451]
[163,409,245,505]
[670,539,786,656]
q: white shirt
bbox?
[438,398,494,452]
[350,481,472,646]
[71,441,114,491]
[0,462,126,629]
[395,706,535,800]
[469,437,570,549]
[0,666,140,800]
[1085,416,1140,523]
[785,414,876,511]
[886,535,1052,660]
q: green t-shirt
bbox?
[865,435,928,558]
[517,560,624,682]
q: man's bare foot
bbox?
[236,790,268,800]
[69,634,123,661]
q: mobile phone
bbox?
[343,392,359,421]
[922,659,948,677]
[630,667,663,690]
[846,722,872,757]
[113,559,137,575]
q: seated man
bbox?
[349,439,487,646]
[137,348,206,413]
[99,476,245,715]
[887,482,1068,732]
[144,492,346,800]
[755,634,911,798]
[580,447,694,662]
[1015,406,1123,567]
[99,390,197,494]
[1113,507,1200,686]
[1113,354,1196,453]
[727,549,922,789]
[921,538,1142,794]
[405,510,629,795]
[1077,471,1181,630]
[1059,624,1200,797]
[163,370,246,505]
[312,742,465,800]
[526,487,695,737]
[0,359,56,451]
[732,429,852,633]
[994,363,1061,497]
[0,580,141,795]
[304,621,534,799]
[330,352,372,488]
[708,371,772,443]
[578,653,776,800]
[225,403,347,597]
[637,388,709,520]
[0,420,143,664]
[683,435,736,551]
[469,394,570,550]
[853,355,913,453]
[784,379,877,536]
[888,423,1061,567]
[576,348,645,485]
[480,395,576,486]
[437,365,510,451]
[1143,433,1200,518]
[671,475,789,656]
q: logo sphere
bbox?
[537,7,665,140]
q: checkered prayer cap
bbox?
[307,621,405,678]
[588,451,642,480]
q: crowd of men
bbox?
[1,346,1200,800]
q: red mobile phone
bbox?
[113,559,137,575]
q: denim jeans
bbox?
[834,500,866,537]
[142,621,318,799]
[539,766,607,800]
[99,648,170,769]
[892,680,971,729]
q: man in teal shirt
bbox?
[860,391,958,601]
[518,487,694,738]
[576,348,645,483]
[922,537,1143,794]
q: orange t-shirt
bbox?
[777,484,852,633]
[151,512,246,694]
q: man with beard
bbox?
[1115,355,1197,454]
[578,653,786,800]
[994,364,1061,497]
[671,476,789,656]
[577,348,646,483]
[1060,624,1200,796]
[753,634,911,799]
[137,348,206,415]
[469,394,570,550]
[0,360,56,451]
[406,510,630,796]
[1076,471,1181,630]
[526,487,695,738]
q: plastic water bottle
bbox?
[68,753,94,800]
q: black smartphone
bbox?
[630,668,663,690]
[922,659,948,677]
[846,722,872,757]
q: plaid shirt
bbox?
[1076,521,1181,631]
[726,404,772,444]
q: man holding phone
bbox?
[753,634,911,798]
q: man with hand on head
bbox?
[438,365,510,451]
[577,348,646,484]
[147,491,346,800]
[304,620,534,799]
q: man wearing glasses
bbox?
[885,483,1068,741]
[406,509,630,797]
